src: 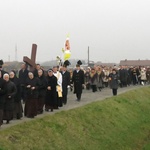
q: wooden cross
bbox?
[23,44,37,71]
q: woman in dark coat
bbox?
[109,69,119,96]
[3,73,17,124]
[9,71,23,119]
[131,67,138,85]
[0,71,6,126]
[45,69,57,112]
[89,68,98,92]
[24,72,39,118]
[37,69,47,114]
[97,67,104,91]
[84,68,91,90]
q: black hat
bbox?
[76,60,82,67]
[0,60,3,68]
[11,70,17,76]
[63,60,71,67]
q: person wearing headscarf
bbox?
[3,73,17,124]
[0,71,6,127]
[9,71,23,119]
[37,69,47,114]
[24,72,39,118]
[45,69,57,112]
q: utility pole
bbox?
[88,46,89,66]
[8,55,10,62]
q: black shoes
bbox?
[6,120,9,124]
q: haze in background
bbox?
[0,0,150,63]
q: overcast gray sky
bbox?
[0,0,150,63]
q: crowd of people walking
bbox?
[0,59,150,127]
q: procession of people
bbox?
[0,59,150,127]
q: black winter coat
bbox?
[72,69,84,94]
[25,77,40,99]
[4,81,17,111]
[0,78,6,109]
[10,77,21,102]
[19,69,29,85]
[45,75,57,106]
[119,69,128,82]
[109,73,119,89]
[37,75,47,97]
[62,71,70,96]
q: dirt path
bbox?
[0,85,144,130]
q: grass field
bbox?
[0,87,150,150]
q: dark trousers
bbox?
[86,83,91,90]
[62,95,67,104]
[20,86,26,102]
[132,76,138,85]
[120,81,127,87]
[57,94,63,107]
[112,89,117,96]
[91,85,97,92]
[104,82,108,87]
[76,93,81,100]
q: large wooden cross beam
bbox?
[23,44,37,71]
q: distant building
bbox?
[95,61,116,67]
[120,59,150,67]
